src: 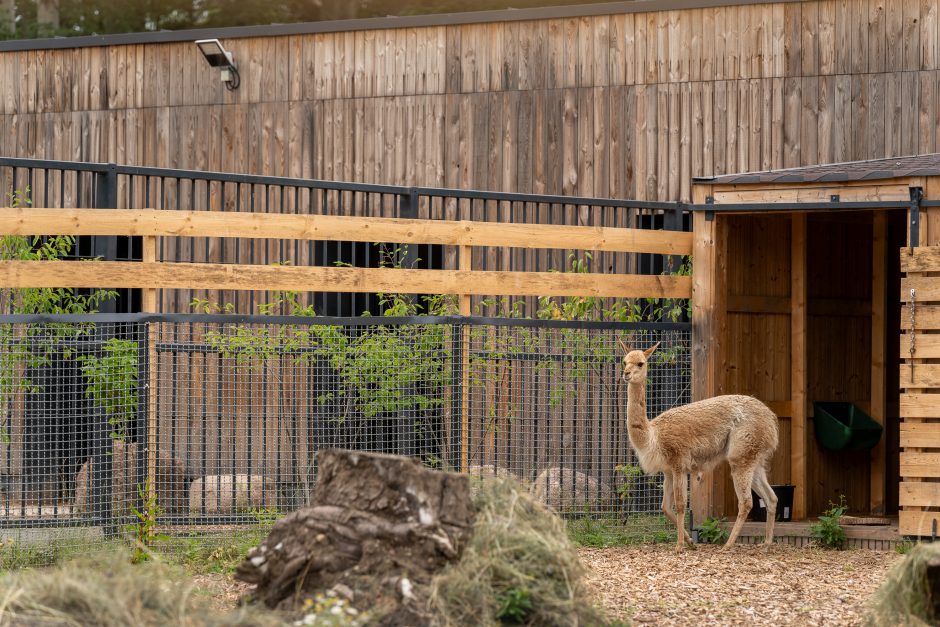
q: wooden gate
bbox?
[900,247,940,536]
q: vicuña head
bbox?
[619,339,780,552]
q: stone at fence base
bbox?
[189,474,278,515]
[73,439,189,517]
[466,464,524,496]
[529,466,615,511]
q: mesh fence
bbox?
[0,315,690,560]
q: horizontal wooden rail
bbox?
[0,208,693,256]
[0,261,692,299]
[901,246,940,273]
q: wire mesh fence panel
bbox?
[154,318,459,531]
[0,314,690,560]
[0,320,146,560]
[465,322,691,542]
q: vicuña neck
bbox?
[626,380,651,451]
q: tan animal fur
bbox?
[620,341,780,551]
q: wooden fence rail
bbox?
[0,207,693,302]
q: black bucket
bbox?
[750,484,795,522]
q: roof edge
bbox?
[0,0,798,52]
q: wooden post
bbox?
[459,244,471,472]
[142,235,158,509]
[142,236,157,313]
[870,212,887,515]
[791,213,808,521]
[691,186,721,522]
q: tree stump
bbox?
[235,449,475,624]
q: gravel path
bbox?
[580,544,902,626]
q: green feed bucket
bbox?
[813,402,883,451]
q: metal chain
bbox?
[910,287,917,377]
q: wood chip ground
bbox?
[580,544,901,626]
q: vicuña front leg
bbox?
[673,470,689,552]
[661,473,694,548]
[723,464,756,549]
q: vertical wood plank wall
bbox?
[2,1,940,198]
[693,200,908,520]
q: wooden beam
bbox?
[764,400,792,418]
[708,178,920,194]
[900,452,940,479]
[898,304,940,330]
[0,207,694,256]
[691,186,721,522]
[899,510,940,537]
[900,334,940,359]
[900,394,940,419]
[900,364,940,388]
[900,422,940,447]
[458,244,470,473]
[870,211,886,515]
[458,245,472,315]
[902,277,940,302]
[0,260,693,299]
[791,213,807,521]
[901,246,940,272]
[141,236,157,313]
[711,184,912,205]
[900,481,940,507]
[727,294,871,317]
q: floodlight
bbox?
[195,39,240,91]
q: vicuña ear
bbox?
[643,342,660,358]
[618,337,629,354]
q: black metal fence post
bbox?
[93,164,120,314]
[450,321,464,472]
[910,187,924,247]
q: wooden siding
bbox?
[2,2,940,198]
[899,234,940,536]
[694,204,907,520]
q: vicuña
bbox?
[620,341,779,551]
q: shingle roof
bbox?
[693,153,940,185]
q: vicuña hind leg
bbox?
[723,464,756,550]
[751,465,777,546]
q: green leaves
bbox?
[0,187,121,444]
[697,517,729,545]
[79,338,139,440]
[809,495,848,550]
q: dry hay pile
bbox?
[429,477,607,626]
[868,542,940,626]
[0,552,283,626]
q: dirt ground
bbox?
[580,544,902,626]
[190,544,902,625]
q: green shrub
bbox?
[809,496,847,550]
[496,587,534,623]
[697,517,728,545]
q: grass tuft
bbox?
[429,477,612,626]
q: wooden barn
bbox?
[691,154,940,539]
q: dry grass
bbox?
[868,541,940,626]
[0,551,284,627]
[581,543,901,626]
[429,478,608,627]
